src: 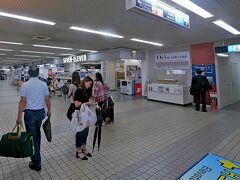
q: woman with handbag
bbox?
[74,76,100,160]
[67,71,80,121]
[92,72,111,124]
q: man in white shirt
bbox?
[16,66,51,171]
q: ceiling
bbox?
[0,0,240,65]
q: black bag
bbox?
[202,78,212,91]
[62,84,69,95]
[0,124,34,158]
[107,96,114,107]
[43,116,52,142]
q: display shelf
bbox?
[147,83,192,105]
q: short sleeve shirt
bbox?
[20,78,49,110]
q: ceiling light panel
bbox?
[131,38,163,46]
[33,44,73,50]
[0,41,23,45]
[0,11,56,25]
[14,54,41,58]
[60,54,74,56]
[0,48,14,51]
[80,49,98,53]
[6,58,30,60]
[171,0,213,18]
[70,26,124,38]
[213,20,240,35]
[21,50,55,54]
[217,53,229,57]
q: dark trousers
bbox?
[76,127,89,148]
[195,91,206,111]
[67,103,75,121]
[24,109,45,167]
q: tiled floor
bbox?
[1,79,240,180]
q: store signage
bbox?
[155,51,190,69]
[228,44,240,53]
[126,0,190,28]
[178,154,240,180]
[63,55,87,63]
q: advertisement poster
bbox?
[192,64,216,85]
[155,51,191,70]
[179,153,240,180]
[135,0,190,28]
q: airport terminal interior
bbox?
[1,0,240,179]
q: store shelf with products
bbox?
[147,83,192,105]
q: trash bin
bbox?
[135,83,142,96]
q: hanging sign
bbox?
[155,51,190,69]
[126,0,190,28]
[63,55,87,63]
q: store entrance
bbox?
[217,53,240,108]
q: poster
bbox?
[155,51,191,70]
[179,153,240,180]
[192,64,216,85]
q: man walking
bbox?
[16,66,51,171]
[191,69,211,112]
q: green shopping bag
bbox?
[0,123,34,158]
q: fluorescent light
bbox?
[213,20,240,35]
[70,26,124,38]
[21,50,54,55]
[33,44,73,50]
[80,49,98,53]
[0,48,14,51]
[47,56,58,58]
[217,53,229,57]
[0,53,6,55]
[0,11,56,25]
[6,58,30,60]
[171,0,213,18]
[60,54,74,56]
[0,41,23,45]
[14,54,41,58]
[131,38,163,46]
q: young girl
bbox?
[74,76,99,160]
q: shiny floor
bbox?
[0,79,240,180]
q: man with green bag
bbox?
[16,66,51,172]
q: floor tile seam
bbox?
[106,116,240,179]
[210,126,240,155]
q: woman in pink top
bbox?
[67,71,80,121]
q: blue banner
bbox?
[178,153,240,180]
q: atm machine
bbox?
[120,79,135,95]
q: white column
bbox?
[141,49,149,96]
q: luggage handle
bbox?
[9,123,25,139]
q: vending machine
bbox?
[120,79,135,95]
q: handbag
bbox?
[0,123,34,158]
[107,96,114,108]
[42,116,52,142]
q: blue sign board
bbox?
[135,0,190,28]
[192,64,216,85]
[178,153,240,180]
[228,44,240,53]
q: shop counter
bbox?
[147,83,192,105]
